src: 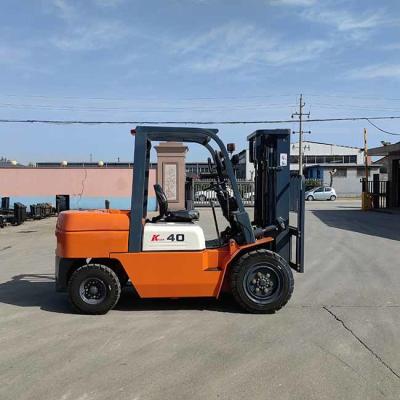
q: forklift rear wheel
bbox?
[230,249,294,314]
[68,264,121,314]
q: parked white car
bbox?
[305,186,337,201]
[195,188,233,202]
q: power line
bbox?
[0,115,400,125]
[0,102,297,113]
[0,93,298,102]
[3,92,400,102]
[1,101,400,113]
[366,119,400,136]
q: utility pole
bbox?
[292,94,311,176]
[362,128,370,210]
[364,128,368,186]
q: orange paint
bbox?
[56,210,273,298]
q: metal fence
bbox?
[363,179,390,209]
[193,180,255,206]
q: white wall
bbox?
[321,166,381,197]
[291,141,364,170]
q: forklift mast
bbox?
[248,130,305,272]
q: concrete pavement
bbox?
[0,200,399,400]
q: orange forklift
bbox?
[55,126,305,314]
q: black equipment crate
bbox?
[14,203,27,225]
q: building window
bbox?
[343,155,357,163]
[290,155,299,163]
[325,156,334,163]
[316,156,324,164]
[333,156,344,163]
[335,168,347,177]
[305,155,316,164]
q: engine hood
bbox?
[56,209,130,232]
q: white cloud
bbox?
[52,20,128,50]
[303,8,385,31]
[48,0,128,51]
[50,0,77,22]
[173,23,331,72]
[269,0,316,6]
[382,43,400,50]
[300,7,392,42]
[91,0,126,7]
[346,64,400,80]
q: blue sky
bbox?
[1,0,400,163]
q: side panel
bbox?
[110,237,273,298]
[111,249,228,297]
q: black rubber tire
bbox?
[119,274,129,288]
[307,195,314,201]
[330,195,336,201]
[198,194,206,202]
[230,249,294,314]
[68,264,121,315]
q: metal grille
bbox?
[193,180,255,206]
[363,179,389,209]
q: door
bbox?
[313,187,325,200]
[393,159,400,207]
[324,187,332,200]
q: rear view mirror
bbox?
[227,143,236,153]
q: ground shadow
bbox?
[0,274,243,314]
[311,209,400,241]
[115,290,242,313]
[0,274,71,314]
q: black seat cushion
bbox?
[165,209,199,223]
[153,184,199,223]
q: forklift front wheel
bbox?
[230,249,294,314]
[68,264,121,315]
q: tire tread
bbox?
[68,263,121,314]
[230,249,294,314]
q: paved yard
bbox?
[0,200,399,400]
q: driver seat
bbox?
[152,184,199,223]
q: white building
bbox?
[290,141,364,170]
[236,141,381,197]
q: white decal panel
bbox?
[142,222,206,251]
[280,153,288,167]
